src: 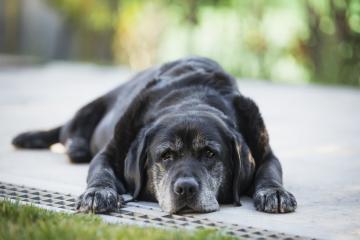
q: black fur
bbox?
[12,56,297,214]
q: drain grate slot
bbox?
[0,182,314,240]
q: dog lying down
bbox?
[12,57,296,214]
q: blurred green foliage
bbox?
[46,0,360,86]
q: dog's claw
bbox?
[254,187,297,213]
[76,187,123,213]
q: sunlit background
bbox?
[1,0,359,86]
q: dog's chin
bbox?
[176,205,196,214]
[175,204,219,214]
[161,201,220,214]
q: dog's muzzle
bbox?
[173,177,199,198]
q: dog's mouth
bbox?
[175,205,195,214]
[161,197,220,214]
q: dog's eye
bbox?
[161,151,173,161]
[205,149,215,158]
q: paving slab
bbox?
[0,62,360,239]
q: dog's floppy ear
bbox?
[123,127,153,198]
[231,132,256,206]
[111,80,158,198]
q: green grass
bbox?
[0,200,237,240]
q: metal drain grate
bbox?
[0,181,314,240]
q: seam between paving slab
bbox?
[0,181,316,240]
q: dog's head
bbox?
[122,109,255,214]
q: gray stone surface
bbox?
[0,63,359,239]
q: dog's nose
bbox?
[174,177,199,197]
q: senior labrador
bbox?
[12,57,296,214]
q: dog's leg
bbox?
[12,127,61,149]
[76,142,125,213]
[12,96,107,164]
[252,153,297,213]
[61,97,107,163]
[233,95,297,213]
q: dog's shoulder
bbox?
[158,56,222,75]
[151,56,238,93]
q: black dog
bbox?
[12,57,297,214]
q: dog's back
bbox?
[12,57,234,159]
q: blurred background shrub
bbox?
[0,0,359,86]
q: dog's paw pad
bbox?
[254,187,297,213]
[76,187,123,213]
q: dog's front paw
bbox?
[254,187,297,213]
[76,187,123,213]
